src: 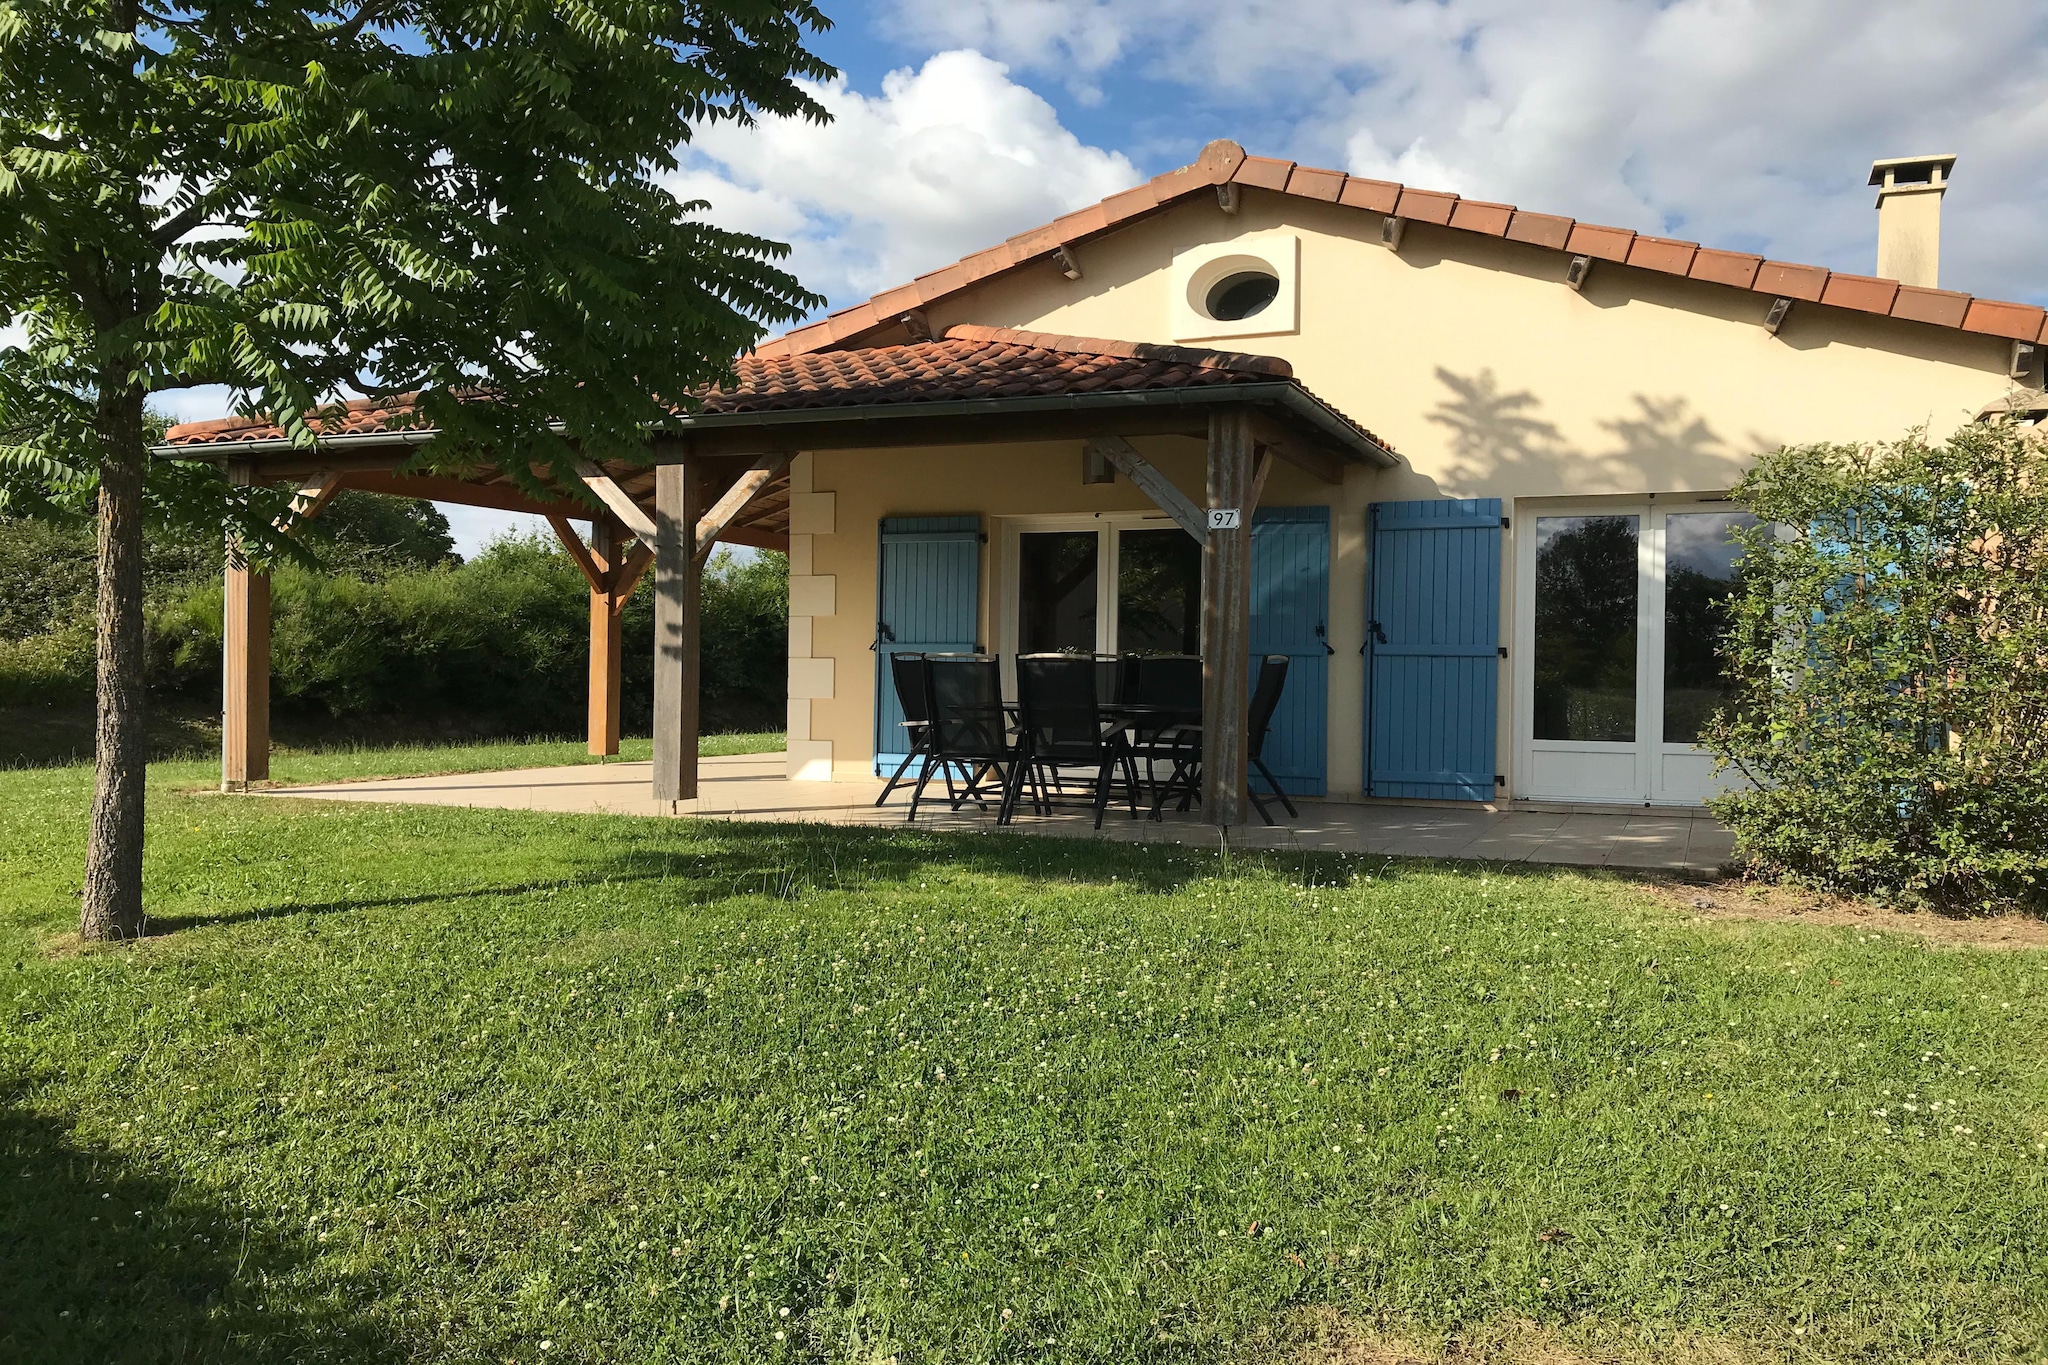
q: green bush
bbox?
[1705,418,2048,911]
[4,496,786,742]
[149,535,787,735]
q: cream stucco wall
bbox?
[788,188,2018,798]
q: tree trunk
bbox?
[80,371,150,941]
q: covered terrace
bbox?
[162,324,1393,828]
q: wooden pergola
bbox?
[164,327,1395,827]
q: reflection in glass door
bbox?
[1517,504,1754,805]
[1017,530,1098,654]
[1115,528,1202,654]
[1655,510,1756,803]
[1533,515,1639,742]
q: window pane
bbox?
[1534,515,1639,741]
[1018,531,1098,654]
[1663,510,1757,745]
[1116,528,1202,654]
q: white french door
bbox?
[996,513,1202,665]
[1513,501,1755,805]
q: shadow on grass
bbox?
[0,1086,399,1363]
[139,813,1602,941]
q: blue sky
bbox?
[135,0,2048,554]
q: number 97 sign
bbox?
[1205,508,1242,531]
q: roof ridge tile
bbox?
[753,139,2048,358]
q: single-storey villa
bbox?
[164,141,2045,823]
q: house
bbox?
[165,142,2042,820]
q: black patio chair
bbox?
[1121,654,1202,803]
[874,651,933,807]
[908,654,1021,823]
[1146,654,1299,826]
[1006,652,1140,828]
[1245,653,1299,824]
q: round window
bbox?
[1204,270,1280,322]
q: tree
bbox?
[0,1,831,940]
[1705,419,2048,910]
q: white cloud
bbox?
[881,0,2048,301]
[671,50,1141,312]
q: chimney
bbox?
[1868,154,1957,288]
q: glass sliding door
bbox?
[1516,502,1753,805]
[1115,528,1202,654]
[1653,509,1756,803]
[1017,530,1099,654]
[1532,515,1640,742]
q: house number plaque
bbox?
[1206,508,1242,530]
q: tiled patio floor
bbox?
[263,753,1735,877]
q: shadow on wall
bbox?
[0,1093,400,1362]
[1424,367,1759,494]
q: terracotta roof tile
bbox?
[1337,177,1401,213]
[1819,273,1900,315]
[1394,188,1458,226]
[1504,211,1574,251]
[1231,156,1295,192]
[1102,180,1164,224]
[1960,298,2047,341]
[162,396,426,446]
[1755,261,1829,302]
[621,137,2048,371]
[163,328,1400,454]
[1194,139,1246,183]
[1627,235,1698,276]
[1284,165,1346,203]
[1566,223,1636,262]
[1448,200,1514,236]
[1688,248,1762,290]
[1889,285,1973,329]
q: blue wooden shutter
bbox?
[1365,498,1502,801]
[873,516,982,773]
[1249,506,1330,796]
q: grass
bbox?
[3,743,2045,1364]
[233,729,784,786]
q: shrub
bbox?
[148,536,787,735]
[1705,418,2048,911]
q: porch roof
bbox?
[155,325,1395,544]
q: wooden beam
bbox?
[694,452,791,565]
[1249,446,1274,512]
[1200,410,1255,827]
[546,514,607,593]
[222,460,270,791]
[651,461,704,803]
[612,541,655,603]
[576,459,659,543]
[587,518,625,756]
[341,469,589,518]
[1247,414,1346,484]
[656,408,1215,458]
[291,470,344,520]
[1086,436,1209,545]
[714,525,791,554]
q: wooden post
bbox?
[588,517,624,756]
[651,460,702,803]
[1201,410,1254,826]
[222,460,271,791]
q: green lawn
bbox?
[3,744,2045,1364]
[237,729,784,786]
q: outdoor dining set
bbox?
[874,651,1300,828]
